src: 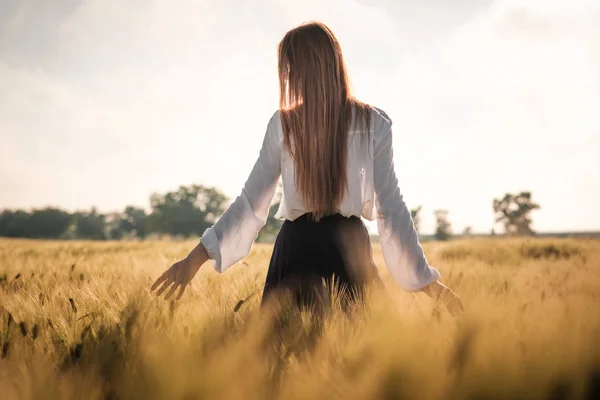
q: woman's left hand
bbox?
[151,243,209,300]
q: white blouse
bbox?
[200,107,441,292]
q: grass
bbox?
[0,237,599,399]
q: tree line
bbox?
[0,184,282,241]
[1,185,538,241]
[412,191,540,241]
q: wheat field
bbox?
[0,237,599,400]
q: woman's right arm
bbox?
[372,110,462,314]
[422,281,464,316]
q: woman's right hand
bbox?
[444,290,464,316]
[422,281,464,317]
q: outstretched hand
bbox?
[422,281,464,317]
[151,243,209,300]
[444,290,464,317]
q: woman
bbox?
[151,21,463,315]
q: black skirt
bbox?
[260,213,381,309]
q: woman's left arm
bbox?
[151,111,282,300]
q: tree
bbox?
[493,191,540,235]
[105,212,125,240]
[462,226,472,237]
[27,207,73,238]
[118,206,148,238]
[147,185,227,238]
[0,210,31,237]
[73,207,107,240]
[256,202,282,243]
[434,209,452,241]
[257,181,284,242]
[410,206,422,235]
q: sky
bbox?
[1,0,599,235]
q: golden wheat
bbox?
[0,237,599,399]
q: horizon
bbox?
[1,0,599,236]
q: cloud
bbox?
[0,0,598,233]
[0,0,401,211]
[380,0,600,232]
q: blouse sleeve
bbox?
[199,111,282,273]
[373,112,441,291]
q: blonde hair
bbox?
[278,21,372,221]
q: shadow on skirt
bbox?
[260,213,381,311]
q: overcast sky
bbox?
[1,0,599,234]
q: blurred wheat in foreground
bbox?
[0,238,599,400]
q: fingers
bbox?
[161,282,188,301]
[164,283,179,300]
[448,297,464,317]
[156,279,174,296]
[151,261,192,301]
[152,264,177,295]
[175,284,187,300]
[151,272,168,291]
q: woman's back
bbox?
[275,106,392,222]
[198,102,441,292]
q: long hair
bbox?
[278,21,372,221]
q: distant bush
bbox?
[435,238,586,266]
